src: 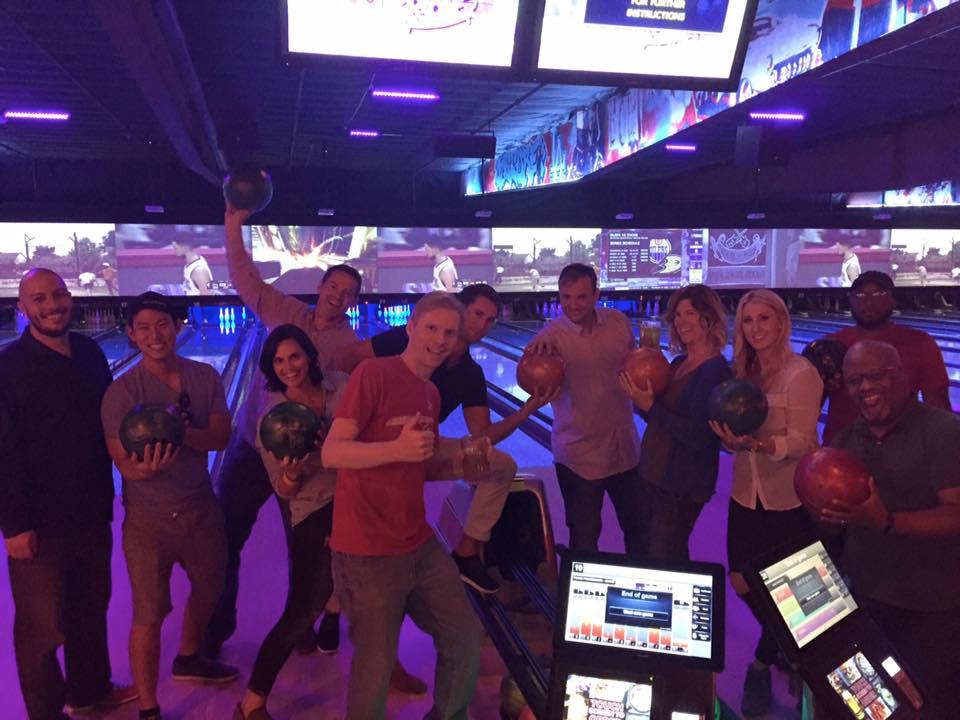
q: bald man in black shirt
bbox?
[0,269,135,720]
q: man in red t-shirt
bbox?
[823,271,950,444]
[322,292,482,719]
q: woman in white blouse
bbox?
[710,289,823,717]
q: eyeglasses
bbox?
[843,367,899,388]
[852,290,890,300]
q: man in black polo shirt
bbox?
[341,283,556,594]
[0,269,136,720]
[821,340,960,720]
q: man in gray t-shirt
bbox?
[100,292,236,720]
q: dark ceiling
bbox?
[1,0,959,228]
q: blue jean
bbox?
[333,538,481,720]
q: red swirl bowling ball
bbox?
[516,353,565,396]
[802,338,847,395]
[794,447,870,512]
[623,347,671,395]
[223,166,274,213]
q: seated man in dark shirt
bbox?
[0,268,136,719]
[820,340,960,720]
[340,283,556,593]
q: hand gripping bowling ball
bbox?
[223,166,274,213]
[707,378,769,437]
[794,447,870,513]
[802,338,847,395]
[623,347,671,395]
[259,401,326,461]
[516,353,565,395]
[119,403,186,460]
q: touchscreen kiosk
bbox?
[746,538,923,718]
[549,552,725,720]
[757,539,859,652]
[558,557,723,669]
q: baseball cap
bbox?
[126,291,186,326]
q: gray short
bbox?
[122,498,227,625]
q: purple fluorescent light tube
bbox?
[349,129,380,138]
[371,89,440,102]
[746,211,767,220]
[748,111,805,122]
[665,143,697,152]
[4,109,70,121]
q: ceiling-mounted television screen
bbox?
[285,0,523,69]
[533,0,757,89]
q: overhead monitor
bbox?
[557,553,725,671]
[285,0,524,70]
[533,0,757,89]
[757,540,859,650]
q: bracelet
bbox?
[882,511,895,535]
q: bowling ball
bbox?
[802,339,847,395]
[223,166,273,213]
[119,403,186,460]
[259,401,326,461]
[516,353,565,395]
[794,447,870,512]
[707,378,768,437]
[623,347,671,395]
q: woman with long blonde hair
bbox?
[710,289,822,717]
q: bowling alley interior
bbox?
[2,2,960,720]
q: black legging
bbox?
[727,499,814,666]
[247,503,334,696]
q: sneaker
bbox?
[452,552,500,594]
[390,662,428,695]
[66,684,139,714]
[741,662,772,717]
[316,612,341,655]
[171,653,239,684]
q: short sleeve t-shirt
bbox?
[371,326,487,422]
[101,359,228,514]
[823,324,949,444]
[330,356,440,556]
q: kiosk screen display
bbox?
[562,560,716,662]
[758,540,858,649]
[561,673,652,720]
[828,652,899,719]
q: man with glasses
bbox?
[823,270,950,444]
[819,340,960,720]
[101,292,236,720]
